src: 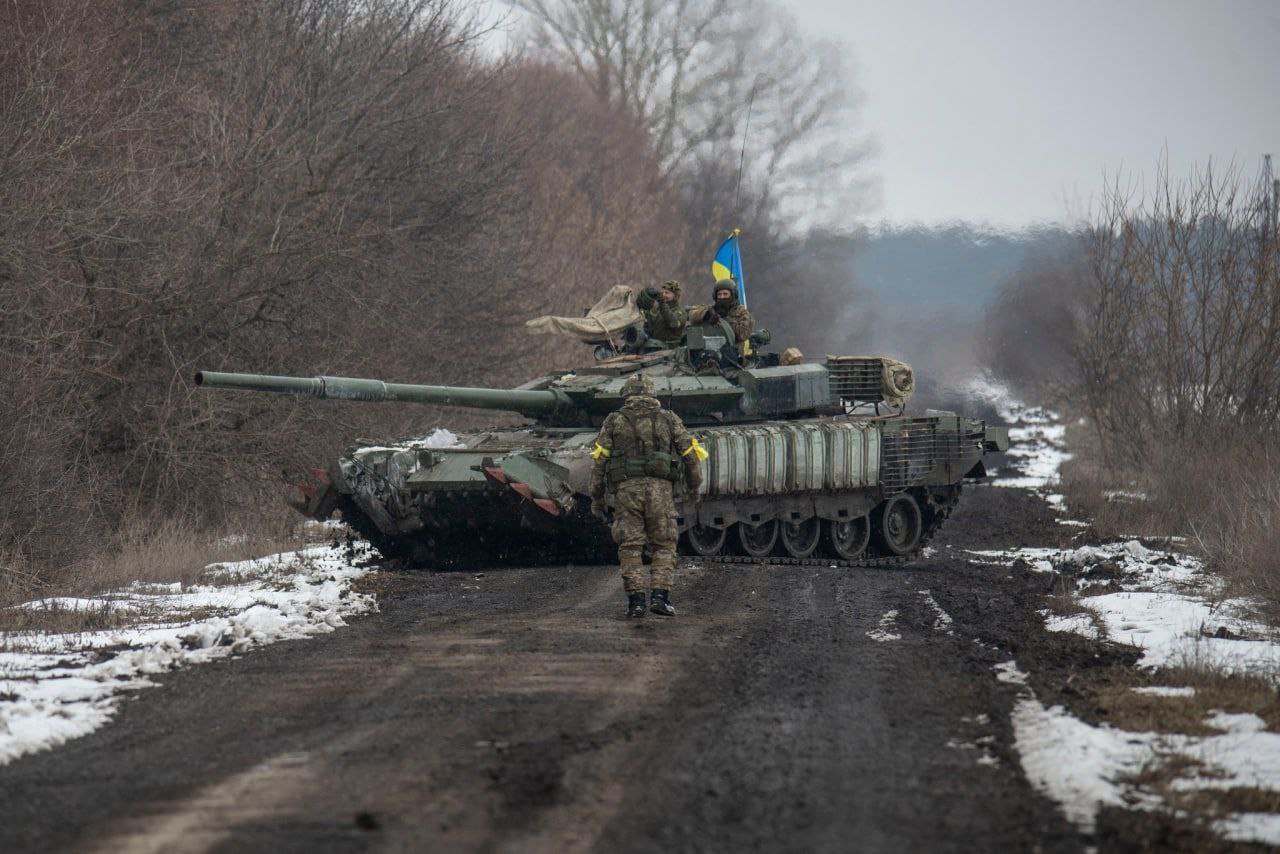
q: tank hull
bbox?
[301,413,1004,568]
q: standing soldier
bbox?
[635,280,687,348]
[589,373,707,618]
[689,278,755,355]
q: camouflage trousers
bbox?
[610,477,678,594]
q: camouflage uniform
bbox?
[690,278,754,349]
[637,280,687,347]
[590,373,706,616]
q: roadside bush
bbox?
[0,0,685,598]
[996,159,1280,610]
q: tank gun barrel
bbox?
[194,371,571,417]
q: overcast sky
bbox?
[785,0,1280,228]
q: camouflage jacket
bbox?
[643,301,687,347]
[590,395,703,499]
[690,303,754,346]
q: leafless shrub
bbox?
[999,158,1280,610]
[1074,161,1280,466]
[0,0,686,593]
[509,0,871,225]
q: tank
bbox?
[195,340,1008,568]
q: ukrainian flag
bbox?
[711,228,746,308]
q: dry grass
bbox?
[1125,752,1222,790]
[0,601,142,635]
[1169,787,1280,819]
[1058,414,1280,619]
[0,511,300,634]
[1071,660,1280,736]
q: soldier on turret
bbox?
[689,278,754,356]
[589,373,707,618]
[635,280,687,348]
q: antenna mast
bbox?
[732,79,761,220]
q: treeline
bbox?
[0,0,864,590]
[986,161,1280,607]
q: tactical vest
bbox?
[605,408,682,486]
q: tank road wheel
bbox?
[683,524,727,557]
[735,520,779,558]
[823,517,870,561]
[874,494,923,556]
[780,518,822,558]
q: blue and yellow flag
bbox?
[711,228,746,308]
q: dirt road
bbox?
[0,487,1100,853]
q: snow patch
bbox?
[996,417,1071,492]
[918,590,954,634]
[1087,592,1280,673]
[423,427,464,449]
[0,545,376,766]
[988,402,1280,846]
[994,660,1028,685]
[866,610,901,643]
[1009,687,1156,831]
[1218,813,1280,847]
[1042,611,1103,640]
[1131,686,1196,698]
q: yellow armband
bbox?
[681,437,709,461]
[591,443,611,460]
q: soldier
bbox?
[689,278,754,355]
[635,280,687,348]
[589,372,707,618]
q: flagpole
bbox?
[732,230,746,308]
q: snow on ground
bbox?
[918,590,954,635]
[993,405,1072,495]
[0,544,376,766]
[1002,661,1157,831]
[982,401,1280,845]
[1042,611,1102,640]
[1005,665,1280,842]
[971,538,1280,674]
[866,610,901,643]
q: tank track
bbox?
[687,487,956,570]
[705,553,913,569]
[686,483,957,571]
[352,487,959,571]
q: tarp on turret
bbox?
[524,285,642,343]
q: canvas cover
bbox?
[525,285,642,342]
[881,357,915,408]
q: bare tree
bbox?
[1069,160,1280,465]
[509,0,869,224]
[0,0,688,587]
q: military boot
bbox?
[626,592,647,618]
[649,589,676,617]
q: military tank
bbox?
[196,330,1008,568]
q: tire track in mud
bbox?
[0,487,1091,853]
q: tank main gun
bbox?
[195,354,922,426]
[194,371,574,419]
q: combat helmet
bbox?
[713,278,737,300]
[621,373,656,398]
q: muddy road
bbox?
[0,486,1098,853]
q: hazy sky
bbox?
[785,0,1280,228]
